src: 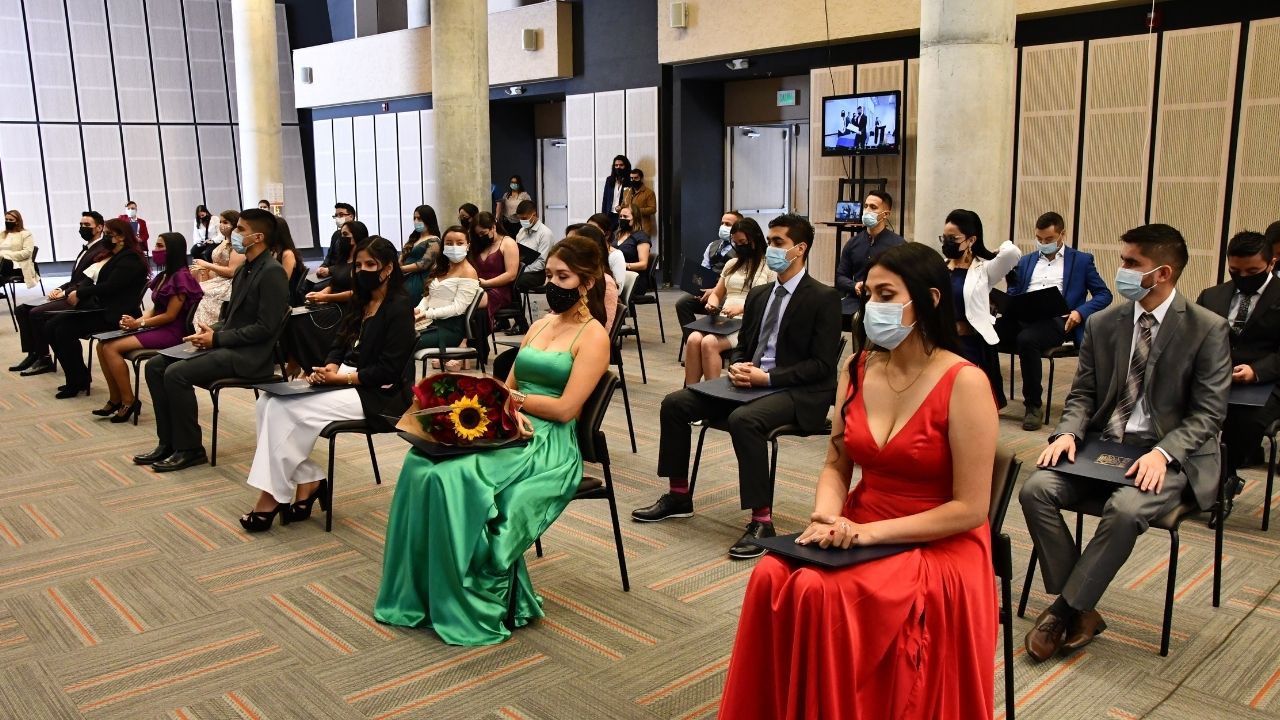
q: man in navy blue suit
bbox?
[1001,212,1113,430]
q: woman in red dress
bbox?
[718,242,999,719]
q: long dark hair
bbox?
[550,235,607,327]
[506,175,524,197]
[194,204,211,228]
[340,220,369,264]
[338,236,403,342]
[103,217,146,267]
[428,225,469,281]
[838,243,962,428]
[470,211,498,260]
[218,210,239,242]
[403,204,441,254]
[945,208,995,261]
[156,232,188,278]
[728,217,766,287]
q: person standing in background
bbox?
[120,200,149,254]
[496,175,532,238]
[623,167,657,239]
[601,155,631,228]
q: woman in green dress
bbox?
[399,204,440,304]
[374,234,612,645]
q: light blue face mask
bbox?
[765,246,793,273]
[414,221,426,233]
[230,231,253,254]
[1037,240,1060,256]
[861,210,880,229]
[718,225,732,241]
[1115,265,1164,302]
[864,300,915,350]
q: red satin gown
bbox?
[717,359,996,719]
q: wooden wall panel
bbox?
[1150,24,1239,298]
[808,66,853,286]
[904,59,919,241]
[1013,42,1083,254]
[1230,18,1280,237]
[1077,34,1156,292]
[565,93,597,223]
[856,61,905,240]
[626,87,660,246]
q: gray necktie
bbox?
[1105,312,1155,441]
[1232,292,1255,335]
[752,285,790,366]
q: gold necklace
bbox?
[885,357,929,395]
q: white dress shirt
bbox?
[1124,289,1176,442]
[757,268,805,374]
[518,221,554,272]
[1027,251,1066,294]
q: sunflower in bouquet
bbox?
[401,372,525,447]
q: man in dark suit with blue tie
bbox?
[632,214,842,559]
[1001,212,1112,430]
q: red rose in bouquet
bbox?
[398,372,522,446]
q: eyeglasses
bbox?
[331,213,350,219]
[938,235,964,244]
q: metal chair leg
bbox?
[535,538,543,557]
[209,390,221,467]
[1007,352,1016,401]
[655,293,666,343]
[1044,357,1056,425]
[618,366,637,453]
[687,425,711,496]
[1161,530,1179,657]
[1017,546,1038,618]
[604,462,629,591]
[366,433,382,485]
[630,305,648,384]
[1214,499,1224,608]
[132,361,143,426]
[1074,512,1083,554]
[1265,432,1277,531]
[325,435,337,532]
[1002,556,1016,720]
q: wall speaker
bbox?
[670,2,688,29]
[521,28,539,51]
[298,66,313,84]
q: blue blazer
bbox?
[1008,246,1113,346]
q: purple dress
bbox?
[136,268,204,349]
[475,246,514,323]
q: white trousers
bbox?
[246,377,365,504]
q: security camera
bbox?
[726,58,750,71]
[505,86,526,96]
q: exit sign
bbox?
[776,90,797,107]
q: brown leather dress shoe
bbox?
[1062,609,1107,652]
[1025,608,1069,662]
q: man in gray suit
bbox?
[1020,223,1231,662]
[133,208,291,472]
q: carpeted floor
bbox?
[0,284,1278,719]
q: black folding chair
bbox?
[416,290,487,378]
[990,448,1022,720]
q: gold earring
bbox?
[577,294,591,321]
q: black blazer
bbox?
[1196,278,1280,383]
[63,237,112,292]
[733,272,843,432]
[325,291,416,430]
[211,250,291,378]
[75,249,147,320]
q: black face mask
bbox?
[1231,270,1269,295]
[614,168,626,178]
[79,227,94,242]
[941,239,965,260]
[354,269,384,296]
[4,221,15,231]
[617,219,632,232]
[545,282,581,314]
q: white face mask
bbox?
[443,245,468,263]
[126,208,137,219]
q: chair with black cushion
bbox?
[607,302,638,453]
[118,300,202,425]
[1040,344,1079,424]
[200,332,290,468]
[416,290,487,378]
[316,420,391,532]
[615,271,647,384]
[490,260,527,347]
[989,448,1022,720]
[687,338,848,496]
[77,284,149,395]
[1016,442,1227,656]
[628,255,665,343]
[3,245,46,331]
[1261,418,1280,531]
[529,371,629,591]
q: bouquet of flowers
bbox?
[395,372,530,448]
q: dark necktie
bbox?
[1105,312,1155,441]
[752,285,790,367]
[1232,292,1255,335]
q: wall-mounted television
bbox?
[821,90,901,156]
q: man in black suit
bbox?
[1196,230,1280,517]
[134,209,291,473]
[632,214,843,558]
[10,211,111,375]
[851,106,868,148]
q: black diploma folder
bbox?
[749,533,920,569]
[91,327,149,342]
[679,260,722,296]
[686,377,785,404]
[157,342,211,360]
[1050,434,1143,487]
[1228,382,1275,408]
[253,379,348,396]
[991,287,1069,322]
[682,315,743,336]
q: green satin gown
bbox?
[373,344,582,645]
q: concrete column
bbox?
[430,0,491,216]
[407,0,429,28]
[231,0,283,209]
[913,0,1016,248]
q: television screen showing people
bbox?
[822,91,900,156]
[835,201,862,222]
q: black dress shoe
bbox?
[631,492,694,522]
[54,384,89,399]
[152,449,208,473]
[19,357,53,376]
[133,446,173,465]
[728,520,776,559]
[9,353,37,372]
[1209,475,1246,528]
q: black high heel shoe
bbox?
[92,401,123,417]
[110,399,142,424]
[286,479,329,523]
[239,503,290,533]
